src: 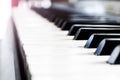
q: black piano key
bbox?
[54,17,59,24]
[48,15,56,22]
[95,38,120,55]
[57,19,65,27]
[61,19,120,30]
[55,16,70,26]
[57,16,92,28]
[61,19,97,30]
[51,16,58,22]
[55,18,61,25]
[74,28,120,40]
[85,34,120,48]
[55,18,68,27]
[68,25,82,35]
[108,45,120,64]
[68,25,120,36]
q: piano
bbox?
[1,0,120,80]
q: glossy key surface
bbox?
[85,34,120,48]
[74,28,120,40]
[68,24,120,35]
[108,45,120,64]
[95,38,120,55]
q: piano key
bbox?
[74,28,120,40]
[49,15,57,22]
[108,45,120,64]
[13,6,120,80]
[68,24,120,36]
[68,24,85,35]
[56,15,97,27]
[56,19,65,27]
[55,18,66,26]
[47,15,55,22]
[95,38,120,55]
[85,34,120,48]
[61,19,120,30]
[54,17,60,25]
[61,19,97,30]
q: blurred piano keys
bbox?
[8,0,120,80]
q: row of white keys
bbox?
[13,7,120,80]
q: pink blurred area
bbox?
[12,0,19,7]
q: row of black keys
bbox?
[32,7,120,64]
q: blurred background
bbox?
[21,0,120,16]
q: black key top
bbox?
[61,19,97,30]
[57,19,65,27]
[68,24,83,35]
[61,18,120,30]
[55,17,61,25]
[68,25,120,36]
[95,38,120,55]
[108,45,120,64]
[85,34,120,48]
[57,15,95,28]
[48,15,56,22]
[74,28,120,40]
[54,17,59,23]
[51,16,58,22]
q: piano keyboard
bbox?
[12,6,120,80]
